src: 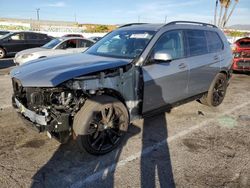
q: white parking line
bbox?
[71,101,250,188]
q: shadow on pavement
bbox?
[141,114,175,188]
[31,123,141,188]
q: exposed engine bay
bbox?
[12,64,141,143]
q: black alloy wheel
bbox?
[74,95,129,155]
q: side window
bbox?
[10,33,25,40]
[206,31,223,53]
[37,34,47,40]
[58,39,77,49]
[152,30,185,60]
[78,39,93,48]
[26,33,39,40]
[185,30,208,56]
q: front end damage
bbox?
[12,64,141,143]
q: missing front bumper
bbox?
[12,97,71,134]
[14,98,47,126]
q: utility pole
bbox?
[36,8,40,31]
[214,0,218,26]
[164,15,167,23]
[36,8,40,21]
[74,13,77,22]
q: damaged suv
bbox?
[11,21,233,155]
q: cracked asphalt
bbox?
[0,58,249,188]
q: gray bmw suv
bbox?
[11,21,233,155]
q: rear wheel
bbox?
[74,95,129,155]
[0,48,5,59]
[200,73,228,107]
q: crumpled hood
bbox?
[10,53,132,87]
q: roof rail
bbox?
[119,23,147,28]
[165,21,217,28]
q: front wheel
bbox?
[200,73,228,107]
[0,48,5,59]
[74,95,129,155]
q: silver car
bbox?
[10,21,233,155]
[14,37,94,65]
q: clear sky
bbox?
[0,0,249,26]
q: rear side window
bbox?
[26,33,48,40]
[206,31,223,53]
[37,34,48,40]
[58,39,77,49]
[78,39,93,48]
[26,33,39,40]
[185,30,208,56]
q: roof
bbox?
[118,21,217,32]
[59,37,95,43]
[118,23,164,31]
[235,37,250,43]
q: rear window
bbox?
[185,30,208,56]
[206,31,223,53]
[238,40,250,48]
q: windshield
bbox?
[86,30,155,59]
[0,32,13,39]
[43,38,62,49]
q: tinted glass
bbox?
[26,33,39,40]
[206,31,223,53]
[58,39,77,49]
[153,30,184,59]
[78,39,93,48]
[86,30,155,59]
[43,38,62,49]
[239,41,250,48]
[37,34,48,40]
[0,31,9,38]
[186,30,208,56]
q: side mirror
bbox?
[153,50,173,62]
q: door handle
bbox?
[214,55,219,61]
[178,63,187,69]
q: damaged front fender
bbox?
[67,65,142,120]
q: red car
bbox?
[232,37,250,72]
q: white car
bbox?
[14,37,95,65]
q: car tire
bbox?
[0,47,5,59]
[74,95,129,155]
[200,73,228,107]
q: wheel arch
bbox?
[219,69,231,80]
[0,45,7,55]
[73,92,129,137]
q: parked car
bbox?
[63,34,84,38]
[231,37,250,72]
[0,31,53,59]
[0,30,10,38]
[14,37,95,65]
[10,21,232,155]
[88,36,102,42]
